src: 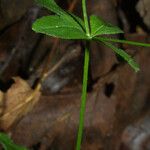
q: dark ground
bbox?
[0,0,150,150]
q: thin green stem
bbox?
[82,0,90,36]
[76,1,90,149]
[76,43,90,150]
[94,37,150,47]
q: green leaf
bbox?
[95,39,139,72]
[94,37,150,47]
[0,133,27,150]
[105,42,139,72]
[32,15,88,39]
[36,0,65,15]
[90,15,124,37]
[35,0,86,33]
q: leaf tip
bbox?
[135,67,140,73]
[32,21,39,32]
[128,59,140,73]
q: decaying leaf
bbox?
[0,91,4,115]
[0,77,41,130]
[11,38,150,149]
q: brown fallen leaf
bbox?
[11,36,150,149]
[0,77,41,130]
[0,91,4,115]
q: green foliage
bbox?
[32,0,150,71]
[90,15,123,37]
[0,133,28,150]
[101,41,140,72]
[35,0,85,33]
[32,15,87,39]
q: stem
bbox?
[94,37,150,47]
[76,1,90,149]
[76,43,90,150]
[82,0,90,36]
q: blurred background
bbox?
[0,0,150,150]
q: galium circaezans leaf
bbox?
[101,41,140,72]
[36,0,85,32]
[32,15,88,39]
[90,15,123,37]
